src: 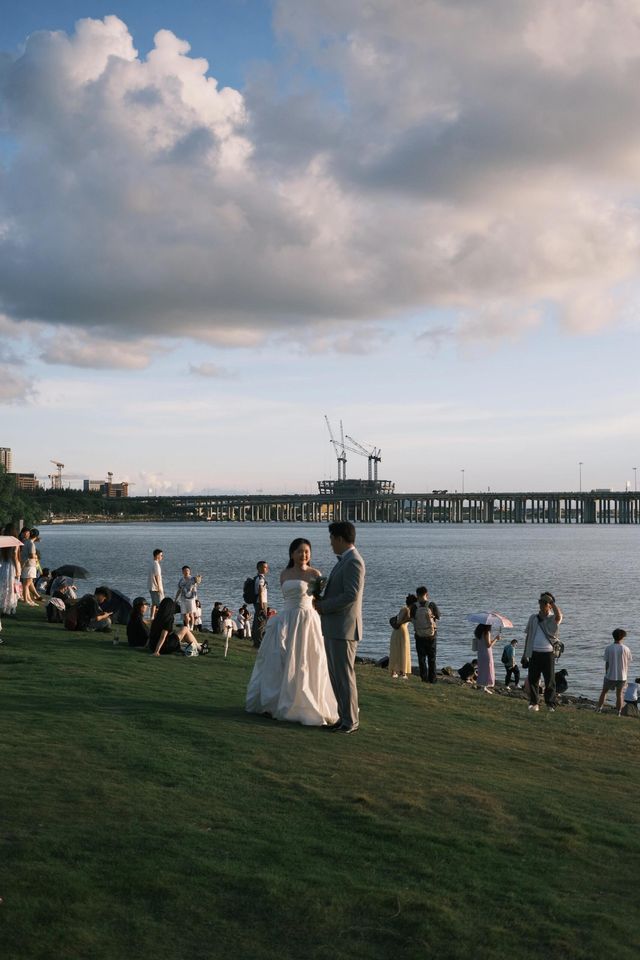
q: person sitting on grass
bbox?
[149,597,199,656]
[127,597,150,648]
[621,676,640,717]
[72,588,113,632]
[458,659,478,683]
[89,587,113,633]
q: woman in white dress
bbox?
[0,524,21,616]
[246,538,338,726]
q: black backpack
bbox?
[242,577,257,604]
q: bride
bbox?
[245,538,338,726]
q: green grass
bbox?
[1,607,639,960]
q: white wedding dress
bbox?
[245,579,338,726]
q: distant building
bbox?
[84,479,129,498]
[0,447,12,473]
[7,472,40,492]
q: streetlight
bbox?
[461,469,465,494]
[579,462,583,493]
[634,467,637,492]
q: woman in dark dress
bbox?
[149,596,199,655]
[127,596,151,648]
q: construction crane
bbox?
[324,415,347,480]
[50,459,65,490]
[345,435,382,481]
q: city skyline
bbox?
[2,2,640,495]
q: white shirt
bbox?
[623,681,639,703]
[148,560,163,593]
[532,620,553,653]
[603,642,633,681]
[254,573,267,605]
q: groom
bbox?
[314,521,365,734]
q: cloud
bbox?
[0,5,638,350]
[39,330,156,369]
[188,361,232,378]
[0,363,33,403]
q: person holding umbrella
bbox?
[473,624,497,693]
[467,611,515,694]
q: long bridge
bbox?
[135,491,640,524]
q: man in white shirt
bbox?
[147,548,164,619]
[596,629,633,715]
[522,591,563,712]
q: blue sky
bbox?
[1,1,639,494]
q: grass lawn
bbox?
[1,606,639,960]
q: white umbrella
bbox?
[466,610,514,629]
[0,536,22,548]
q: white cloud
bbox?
[0,363,33,403]
[188,361,232,378]
[39,330,157,369]
[0,5,639,352]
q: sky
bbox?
[1,0,640,495]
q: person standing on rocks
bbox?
[410,586,440,683]
[522,592,563,712]
[596,629,633,715]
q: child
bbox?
[621,676,640,717]
[193,599,203,632]
[596,628,633,715]
[501,638,520,687]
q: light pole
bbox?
[634,467,637,492]
[579,462,583,493]
[461,469,465,494]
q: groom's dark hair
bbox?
[328,521,356,544]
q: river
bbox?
[37,521,640,698]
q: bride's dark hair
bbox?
[286,538,312,569]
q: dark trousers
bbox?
[252,605,267,648]
[528,651,556,706]
[505,665,520,686]
[415,634,437,683]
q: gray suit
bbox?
[317,547,365,730]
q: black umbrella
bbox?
[104,588,133,625]
[55,564,90,579]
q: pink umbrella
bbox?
[466,611,514,629]
[0,536,22,548]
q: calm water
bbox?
[38,522,640,698]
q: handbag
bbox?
[538,619,564,659]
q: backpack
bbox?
[501,645,511,665]
[243,576,257,604]
[64,602,79,631]
[413,601,436,638]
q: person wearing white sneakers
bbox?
[522,592,563,712]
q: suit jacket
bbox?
[318,548,365,643]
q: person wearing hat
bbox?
[522,592,563,712]
[127,597,151,648]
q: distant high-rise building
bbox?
[0,447,12,473]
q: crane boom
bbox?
[324,415,347,480]
[345,434,382,481]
